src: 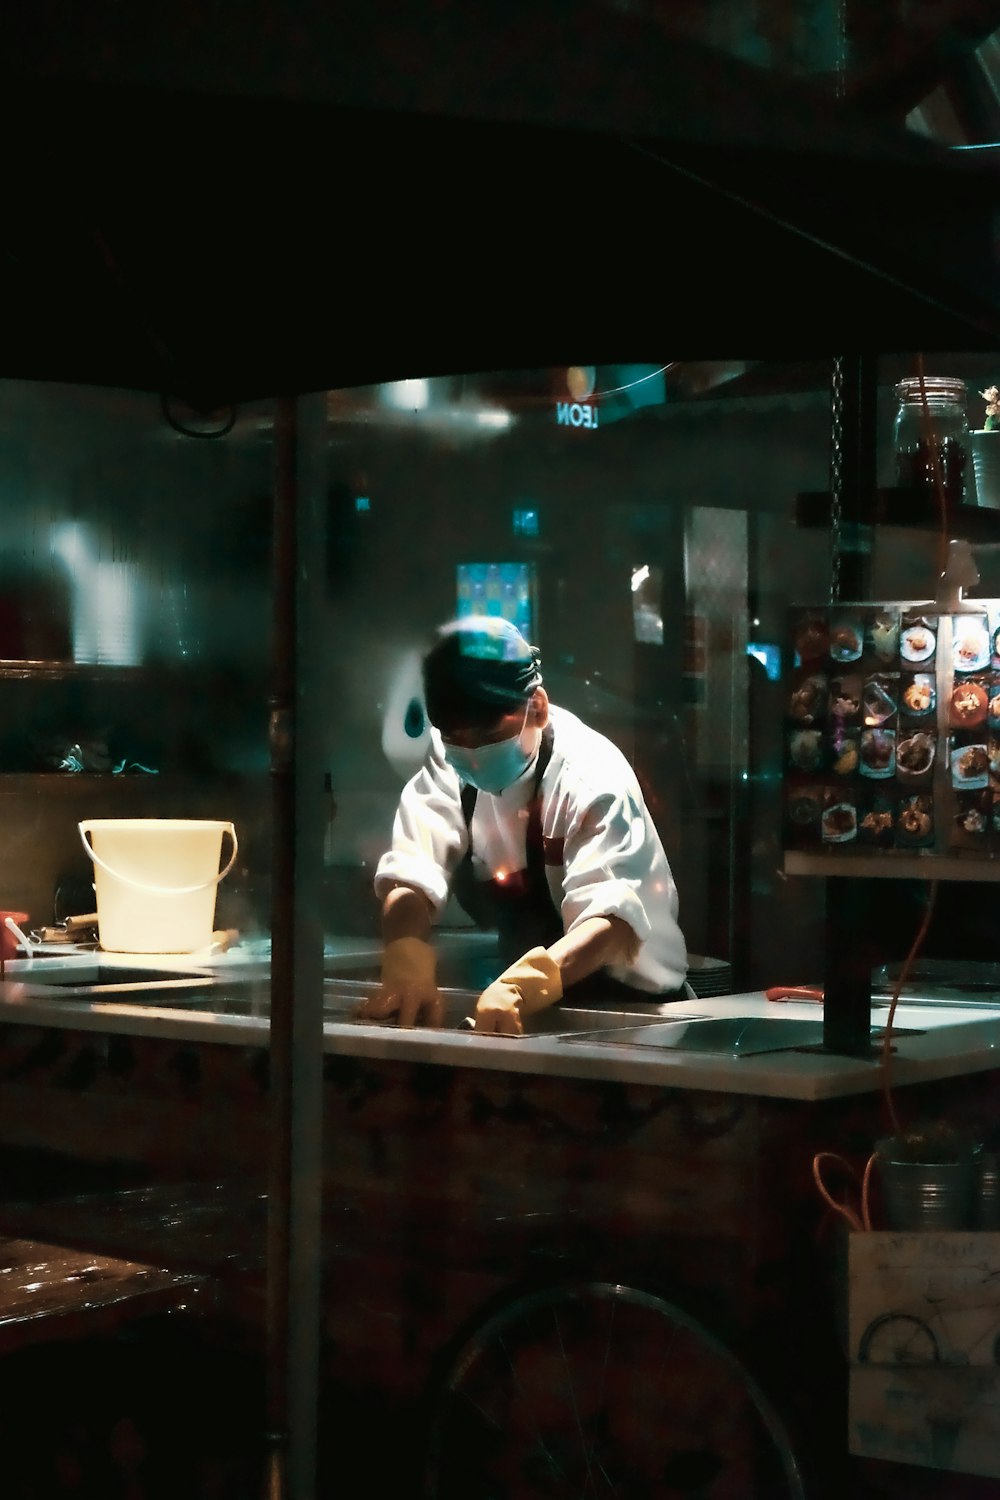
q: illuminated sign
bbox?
[555,401,599,430]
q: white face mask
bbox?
[443,705,538,794]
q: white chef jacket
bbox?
[374,704,688,994]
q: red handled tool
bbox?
[764,986,824,1003]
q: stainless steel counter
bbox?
[0,947,998,1102]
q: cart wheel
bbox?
[858,1312,940,1365]
[422,1280,805,1499]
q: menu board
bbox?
[783,603,1000,862]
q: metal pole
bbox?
[264,393,326,1499]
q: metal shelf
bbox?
[796,487,1000,540]
[0,660,144,682]
[785,851,1000,883]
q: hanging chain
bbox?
[829,1,848,604]
[834,0,847,101]
[830,356,845,604]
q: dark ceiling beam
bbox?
[2,6,1000,403]
[932,50,1000,141]
[842,0,1000,124]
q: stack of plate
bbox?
[685,954,733,998]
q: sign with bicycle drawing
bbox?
[848,1231,1000,1478]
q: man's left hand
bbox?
[474,947,563,1036]
[474,979,526,1036]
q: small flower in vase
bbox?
[980,386,1000,431]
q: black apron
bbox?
[451,725,679,1003]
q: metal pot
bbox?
[876,1135,982,1231]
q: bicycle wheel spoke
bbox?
[580,1296,618,1497]
[636,1300,687,1484]
[497,1328,576,1492]
[423,1282,805,1500]
[550,1304,604,1496]
[446,1380,505,1434]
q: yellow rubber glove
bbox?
[475,947,563,1036]
[356,935,444,1028]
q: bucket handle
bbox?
[78,822,239,898]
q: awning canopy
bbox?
[3,1,999,405]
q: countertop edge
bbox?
[0,989,997,1102]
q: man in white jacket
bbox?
[362,616,688,1035]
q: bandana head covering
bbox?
[422,616,543,735]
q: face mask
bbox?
[444,706,537,795]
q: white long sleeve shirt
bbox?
[374,705,688,994]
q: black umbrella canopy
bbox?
[2,0,1000,406]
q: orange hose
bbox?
[812,1151,876,1232]
[879,880,938,1137]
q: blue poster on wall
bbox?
[457,562,535,640]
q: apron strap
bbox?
[460,725,560,966]
[523,726,555,885]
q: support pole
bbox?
[264,394,327,1499]
[823,878,884,1057]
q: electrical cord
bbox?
[878,878,939,1138]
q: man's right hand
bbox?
[355,935,445,1028]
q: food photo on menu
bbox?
[828,673,862,725]
[791,611,830,665]
[829,729,860,777]
[950,734,990,791]
[860,726,896,778]
[952,788,992,848]
[821,790,858,845]
[865,607,900,665]
[787,672,828,725]
[858,787,896,847]
[788,726,825,774]
[900,672,936,719]
[949,676,989,730]
[896,792,934,848]
[899,613,937,672]
[895,729,936,786]
[951,614,991,676]
[829,616,864,664]
[990,735,1000,788]
[862,674,898,726]
[785,785,824,846]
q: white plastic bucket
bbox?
[79,818,238,953]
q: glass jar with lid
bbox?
[893,375,968,503]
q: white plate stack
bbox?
[685,954,732,998]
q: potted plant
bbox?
[969,385,1000,508]
[876,1121,983,1231]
